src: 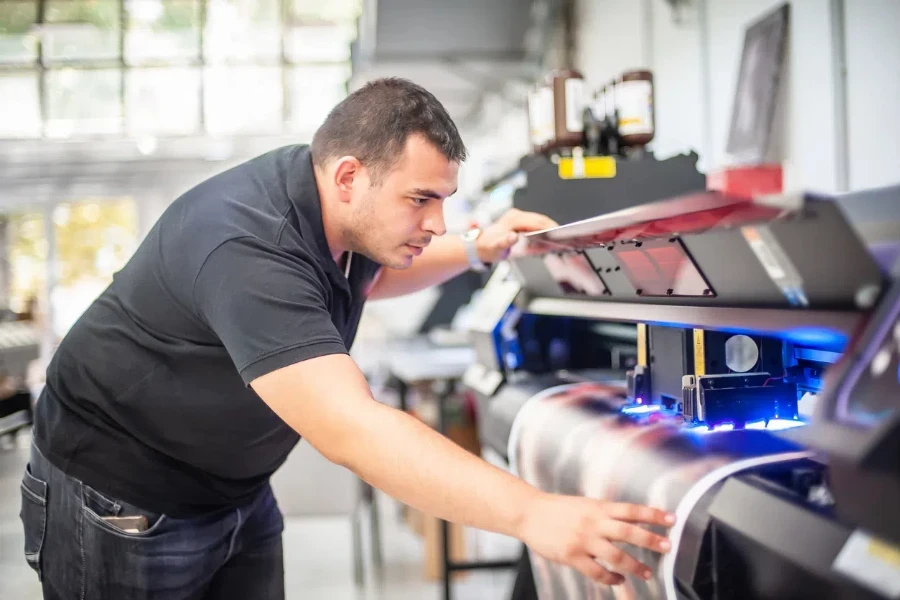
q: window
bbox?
[285,23,354,63]
[0,0,361,140]
[126,67,200,134]
[7,212,47,317]
[4,199,139,347]
[290,0,360,24]
[44,0,121,63]
[288,64,349,132]
[0,74,41,137]
[125,0,201,65]
[0,1,38,64]
[204,66,282,134]
[50,199,138,337]
[205,0,280,63]
[46,68,122,137]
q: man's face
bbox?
[346,134,458,269]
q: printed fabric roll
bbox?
[508,381,809,600]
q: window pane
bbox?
[288,65,348,133]
[44,0,120,63]
[126,67,199,134]
[51,199,138,338]
[7,212,48,317]
[0,1,38,64]
[291,0,361,23]
[204,66,282,134]
[0,74,41,137]
[125,0,200,64]
[285,23,354,63]
[205,0,279,64]
[46,69,122,137]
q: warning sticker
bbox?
[741,225,809,307]
[833,530,900,598]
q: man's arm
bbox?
[251,353,675,585]
[368,208,558,300]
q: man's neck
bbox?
[313,165,348,262]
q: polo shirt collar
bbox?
[288,145,351,293]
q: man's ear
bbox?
[333,156,363,203]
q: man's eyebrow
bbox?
[411,188,457,200]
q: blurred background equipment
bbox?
[3,0,900,599]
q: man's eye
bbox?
[412,197,428,206]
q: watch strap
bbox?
[463,229,488,272]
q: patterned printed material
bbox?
[508,381,808,599]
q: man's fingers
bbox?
[504,209,559,232]
[570,556,625,586]
[597,520,672,554]
[603,502,676,527]
[586,538,652,580]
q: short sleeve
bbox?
[193,237,348,385]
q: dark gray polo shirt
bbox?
[33,145,382,515]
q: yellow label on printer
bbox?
[693,329,706,376]
[637,324,648,367]
[557,156,617,180]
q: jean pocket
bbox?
[81,485,167,539]
[19,462,48,581]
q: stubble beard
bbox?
[343,198,409,270]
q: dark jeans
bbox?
[19,443,285,600]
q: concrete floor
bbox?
[0,429,518,599]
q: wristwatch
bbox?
[461,228,488,272]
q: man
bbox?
[20,78,674,599]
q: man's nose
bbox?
[422,205,447,237]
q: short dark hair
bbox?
[310,77,467,182]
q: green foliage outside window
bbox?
[47,0,119,28]
[6,199,138,315]
[0,2,37,35]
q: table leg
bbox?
[435,378,517,600]
[437,383,453,600]
[397,378,409,413]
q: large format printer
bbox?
[463,184,900,599]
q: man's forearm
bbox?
[333,399,540,538]
[367,235,469,300]
[254,353,677,586]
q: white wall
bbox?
[779,0,840,192]
[845,0,900,191]
[706,0,842,191]
[648,0,706,163]
[568,0,900,195]
[574,0,648,87]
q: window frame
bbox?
[0,0,357,139]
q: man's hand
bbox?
[518,493,674,585]
[475,208,558,264]
[367,207,558,300]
